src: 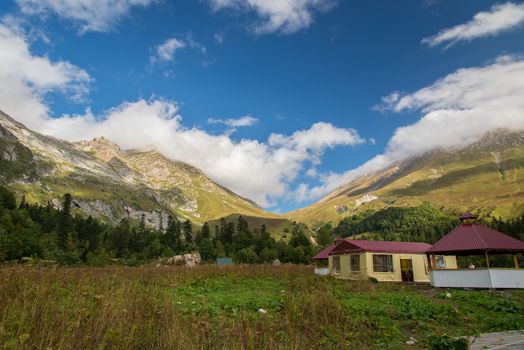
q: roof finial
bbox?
[459,212,477,222]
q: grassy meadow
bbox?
[1,265,524,349]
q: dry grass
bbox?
[1,265,523,349]
[0,266,358,350]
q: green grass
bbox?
[0,265,523,349]
[169,276,285,316]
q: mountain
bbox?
[207,214,309,242]
[0,110,277,226]
[286,129,524,227]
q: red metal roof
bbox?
[427,223,524,254]
[459,212,477,221]
[329,240,432,255]
[312,243,337,260]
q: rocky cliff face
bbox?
[0,110,276,226]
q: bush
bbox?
[369,277,379,284]
[428,334,469,350]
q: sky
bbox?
[0,0,523,212]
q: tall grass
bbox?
[0,266,356,349]
[1,265,523,349]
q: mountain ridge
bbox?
[286,129,524,227]
[0,110,277,226]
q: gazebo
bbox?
[426,214,524,289]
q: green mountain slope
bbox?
[287,129,524,227]
[0,110,277,226]
[207,214,311,241]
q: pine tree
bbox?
[183,219,193,244]
[138,214,146,234]
[58,193,73,248]
[218,218,227,242]
[0,186,16,210]
[165,215,183,253]
[201,222,210,239]
[237,216,248,233]
[316,224,333,247]
[225,222,235,244]
[18,195,29,210]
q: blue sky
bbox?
[0,0,524,212]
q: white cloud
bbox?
[208,0,337,34]
[208,115,258,128]
[0,24,362,207]
[299,55,524,202]
[14,0,154,33]
[41,102,363,207]
[213,33,224,44]
[0,23,91,130]
[268,122,363,152]
[422,2,524,47]
[152,38,186,63]
[150,35,206,64]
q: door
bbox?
[400,259,414,282]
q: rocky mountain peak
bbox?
[76,137,125,162]
[465,129,524,152]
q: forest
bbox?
[2,185,524,266]
[0,186,315,265]
[334,204,524,243]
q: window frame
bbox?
[436,256,446,269]
[332,255,341,274]
[373,254,394,273]
[350,254,360,272]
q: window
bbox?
[350,255,360,272]
[373,254,393,272]
[332,256,341,274]
[436,256,446,269]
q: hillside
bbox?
[0,110,277,225]
[207,214,311,241]
[287,129,524,227]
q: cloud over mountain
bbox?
[422,2,524,48]
[299,55,524,202]
[0,22,361,208]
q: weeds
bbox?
[0,265,523,349]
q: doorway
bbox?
[400,258,414,282]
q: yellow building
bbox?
[327,240,457,283]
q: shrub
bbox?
[428,334,469,350]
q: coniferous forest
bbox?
[334,204,524,244]
[0,186,315,265]
[2,185,524,266]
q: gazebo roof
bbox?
[459,212,477,221]
[427,223,524,255]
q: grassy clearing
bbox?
[0,265,523,349]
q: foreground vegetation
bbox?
[1,265,523,349]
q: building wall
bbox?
[329,252,457,283]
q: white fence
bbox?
[430,269,524,289]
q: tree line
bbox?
[0,186,316,265]
[333,205,459,244]
[331,204,524,245]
